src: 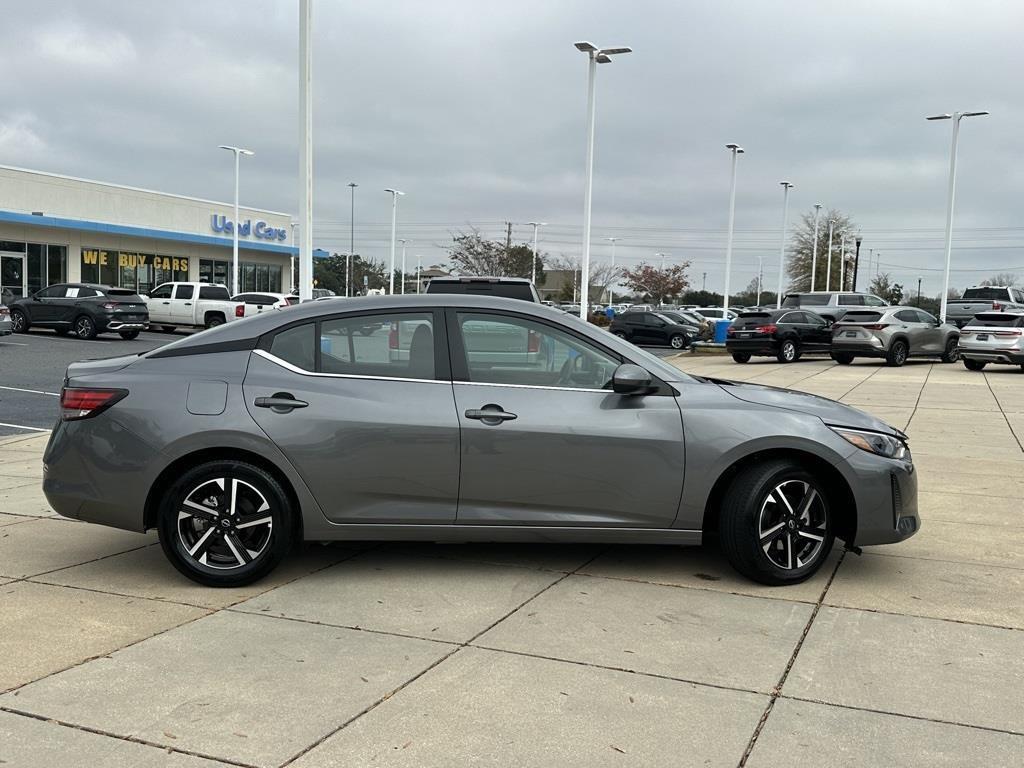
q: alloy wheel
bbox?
[176,477,274,570]
[758,479,828,570]
[670,334,685,349]
[75,317,95,338]
[11,311,25,332]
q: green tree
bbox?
[313,254,388,295]
[679,290,722,306]
[733,277,777,308]
[869,272,905,305]
[786,208,858,292]
[620,262,691,304]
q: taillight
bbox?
[60,388,127,421]
[862,323,890,331]
[993,302,1002,310]
[726,325,736,336]
[527,330,540,352]
[994,330,1023,337]
[102,303,115,310]
[0,306,9,318]
[755,324,778,334]
[388,323,399,349]
[235,304,245,318]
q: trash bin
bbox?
[713,318,731,343]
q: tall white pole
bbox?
[839,233,846,291]
[776,182,793,308]
[825,219,835,292]
[398,239,409,294]
[723,144,743,312]
[416,254,421,294]
[298,0,313,302]
[604,237,618,305]
[529,222,545,284]
[579,53,598,320]
[289,221,296,293]
[756,254,763,307]
[388,192,398,294]
[810,203,821,292]
[231,150,240,294]
[940,117,961,322]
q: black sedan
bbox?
[726,309,832,363]
[9,283,149,340]
[609,311,694,349]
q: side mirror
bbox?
[612,363,654,395]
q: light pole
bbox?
[926,110,989,322]
[839,232,847,291]
[756,254,763,307]
[398,239,410,294]
[416,254,422,294]
[723,143,744,312]
[575,41,631,320]
[810,203,822,292]
[776,181,794,308]
[702,272,707,292]
[385,188,405,294]
[825,219,836,291]
[604,236,619,305]
[528,222,546,284]
[917,276,923,307]
[218,145,254,294]
[347,182,357,297]
[656,252,667,271]
[289,221,296,293]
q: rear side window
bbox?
[895,310,919,322]
[199,285,231,301]
[801,294,830,306]
[320,313,435,380]
[778,312,806,324]
[175,285,195,300]
[270,324,316,372]
[967,314,1024,328]
[839,294,865,306]
[842,311,884,323]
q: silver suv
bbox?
[958,311,1024,371]
[781,291,889,323]
[830,307,960,367]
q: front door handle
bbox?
[465,405,517,424]
[255,394,309,412]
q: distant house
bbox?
[537,269,578,302]
[412,267,450,293]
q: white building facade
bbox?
[0,165,297,300]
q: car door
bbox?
[914,309,943,353]
[54,285,92,325]
[802,312,833,349]
[448,309,685,528]
[623,312,646,342]
[243,309,460,524]
[644,313,670,345]
[27,285,64,324]
[893,309,925,352]
[147,284,173,323]
[171,284,195,325]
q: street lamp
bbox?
[575,41,631,320]
[656,252,668,271]
[810,203,822,292]
[839,232,847,291]
[825,219,836,291]
[926,110,989,322]
[776,181,794,308]
[218,145,254,294]
[528,222,546,284]
[398,239,410,294]
[723,143,744,312]
[604,236,619,305]
[347,182,357,297]
[385,188,405,294]
[289,221,296,293]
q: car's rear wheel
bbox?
[963,359,986,371]
[831,353,854,365]
[74,315,97,339]
[10,309,28,333]
[940,337,959,363]
[777,338,799,363]
[669,333,687,349]
[886,339,908,367]
[732,353,751,364]
[205,315,225,329]
[157,460,296,587]
[159,325,176,333]
[719,460,834,585]
[119,330,140,340]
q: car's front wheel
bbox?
[732,353,751,364]
[719,460,834,585]
[777,338,799,363]
[669,333,687,349]
[940,337,959,363]
[157,460,296,587]
[10,309,28,333]
[74,315,97,339]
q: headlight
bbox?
[831,426,908,460]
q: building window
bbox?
[199,258,282,294]
[0,241,68,296]
[81,249,188,292]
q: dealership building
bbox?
[0,165,298,300]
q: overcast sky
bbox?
[2,0,1022,295]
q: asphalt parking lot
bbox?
[1,351,1022,766]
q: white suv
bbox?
[781,292,889,323]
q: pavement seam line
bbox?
[817,600,1024,633]
[902,362,935,436]
[982,370,1024,454]
[275,547,612,768]
[737,548,847,767]
[0,706,262,768]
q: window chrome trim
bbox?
[252,349,448,385]
[454,380,611,394]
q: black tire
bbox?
[886,339,908,367]
[732,353,751,364]
[776,338,799,364]
[669,333,687,350]
[10,309,28,333]
[963,359,986,371]
[940,337,959,363]
[831,353,854,365]
[54,327,70,336]
[719,459,835,585]
[74,314,97,340]
[204,315,225,329]
[119,330,140,340]
[157,460,296,587]
[159,325,176,333]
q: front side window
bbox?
[800,294,830,306]
[840,294,864,306]
[149,284,172,299]
[320,313,435,380]
[863,295,887,307]
[175,285,195,300]
[894,309,919,323]
[916,310,938,324]
[456,312,619,390]
[36,285,65,298]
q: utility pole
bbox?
[852,236,863,291]
[917,277,922,307]
[702,272,707,292]
[505,221,513,271]
[347,182,357,297]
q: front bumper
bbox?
[839,447,919,547]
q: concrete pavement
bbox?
[0,356,1022,766]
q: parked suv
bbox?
[726,309,832,363]
[425,276,539,302]
[609,310,694,349]
[957,312,1024,371]
[9,283,149,339]
[830,307,959,366]
[781,292,889,323]
[945,286,1024,328]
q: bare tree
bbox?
[980,272,1020,287]
[547,255,620,303]
[786,208,858,292]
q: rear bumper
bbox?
[725,339,777,355]
[830,340,887,358]
[959,348,1024,365]
[104,320,149,331]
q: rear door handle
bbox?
[465,406,517,423]
[255,395,309,411]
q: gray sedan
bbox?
[43,295,919,588]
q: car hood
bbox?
[711,377,902,435]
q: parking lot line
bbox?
[0,386,60,397]
[0,423,50,433]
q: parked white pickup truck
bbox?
[144,283,244,332]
